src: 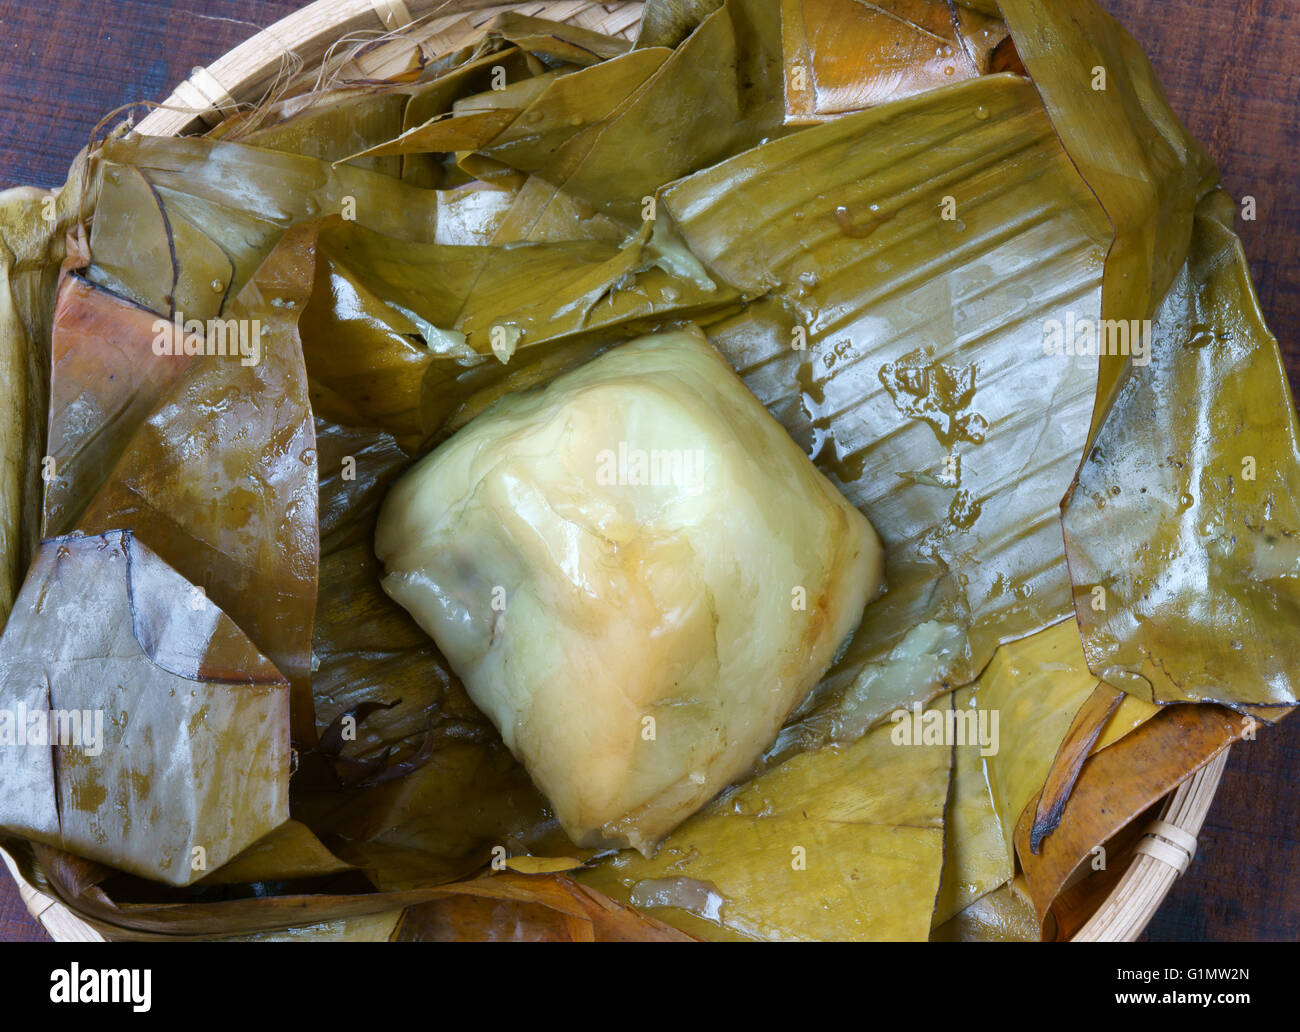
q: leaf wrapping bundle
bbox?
[0,0,1294,941]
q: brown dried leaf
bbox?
[1014,703,1243,937]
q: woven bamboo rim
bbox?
[5,0,1230,942]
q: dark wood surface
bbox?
[0,0,1296,942]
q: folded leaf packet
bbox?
[0,531,290,886]
[375,328,883,853]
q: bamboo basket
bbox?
[2,0,1232,943]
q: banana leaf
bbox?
[348,107,522,161]
[484,12,633,66]
[2,0,1296,942]
[480,0,787,226]
[398,46,541,188]
[1014,702,1244,939]
[22,837,670,939]
[85,134,444,322]
[578,696,953,941]
[341,45,676,195]
[997,0,1216,443]
[432,182,520,245]
[43,275,193,536]
[300,218,737,448]
[219,908,406,942]
[932,619,1157,925]
[366,10,640,188]
[1027,682,1122,852]
[988,4,1300,711]
[0,530,290,886]
[487,173,629,245]
[0,154,97,624]
[240,90,408,178]
[634,0,724,49]
[1062,193,1300,710]
[972,619,1158,864]
[931,878,1039,941]
[197,820,353,886]
[475,49,672,172]
[781,0,1009,123]
[932,686,1008,926]
[74,225,321,745]
[308,417,479,777]
[665,73,1112,749]
[396,873,691,941]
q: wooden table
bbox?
[0,0,1296,942]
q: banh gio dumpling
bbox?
[375,327,883,854]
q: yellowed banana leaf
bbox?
[1028,682,1123,853]
[21,839,675,940]
[85,134,443,322]
[0,157,97,622]
[487,0,787,226]
[239,89,409,177]
[932,619,1157,926]
[197,820,353,886]
[932,687,1008,926]
[348,107,522,161]
[665,73,1112,752]
[1062,193,1300,711]
[578,696,952,941]
[999,0,1216,444]
[974,620,1157,863]
[43,275,193,536]
[476,49,672,174]
[300,218,737,447]
[73,225,321,746]
[218,908,406,942]
[396,872,692,941]
[361,12,640,188]
[398,45,541,187]
[484,12,633,66]
[2,0,1297,944]
[781,0,1008,123]
[487,173,627,245]
[931,877,1039,941]
[634,0,723,49]
[0,530,290,886]
[1015,702,1245,939]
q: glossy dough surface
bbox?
[375,327,883,852]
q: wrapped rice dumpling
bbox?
[375,328,883,852]
[1,0,1295,943]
